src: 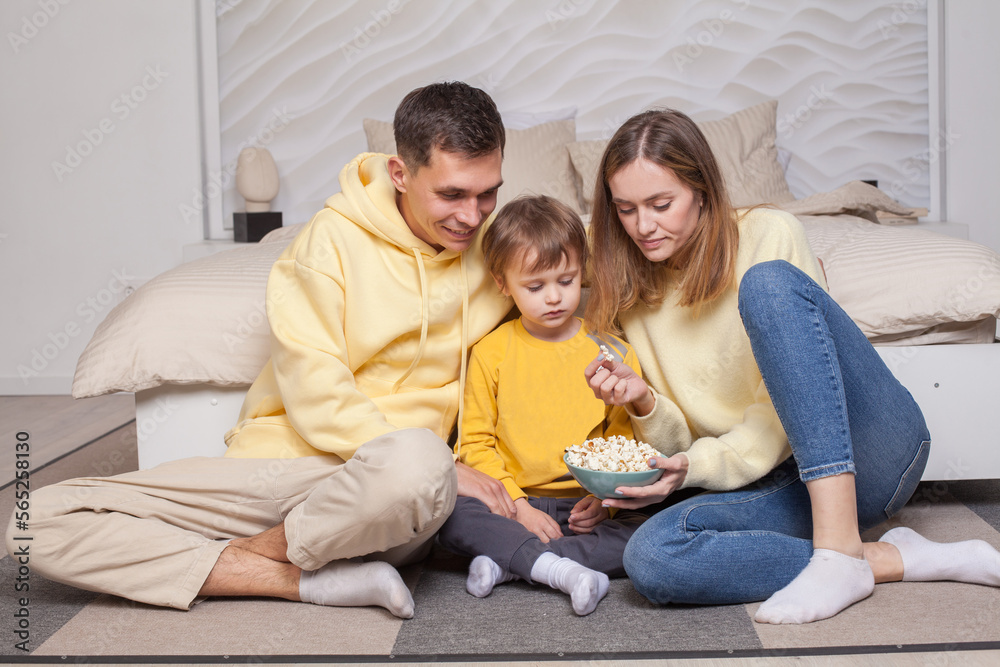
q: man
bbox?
[9,82,515,618]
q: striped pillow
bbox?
[803,215,1000,340]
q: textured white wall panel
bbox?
[215,0,929,230]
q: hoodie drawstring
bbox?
[392,248,429,394]
[391,248,470,461]
[455,252,470,459]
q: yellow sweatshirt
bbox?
[224,153,511,460]
[459,318,641,501]
[623,208,826,491]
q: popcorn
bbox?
[598,344,614,362]
[565,435,660,473]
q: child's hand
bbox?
[584,355,654,416]
[455,462,517,518]
[514,498,563,543]
[567,496,609,534]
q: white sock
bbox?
[466,555,519,598]
[529,552,610,616]
[754,549,874,625]
[299,560,414,619]
[879,526,1000,586]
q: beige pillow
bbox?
[802,215,1000,339]
[568,100,794,212]
[362,117,395,156]
[363,118,583,214]
[71,240,288,398]
[699,100,795,208]
[71,211,999,398]
[778,180,912,222]
[567,139,608,213]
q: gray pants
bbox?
[437,495,648,580]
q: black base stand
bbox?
[234,211,283,243]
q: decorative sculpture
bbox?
[233,147,283,241]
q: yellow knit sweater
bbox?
[623,207,827,490]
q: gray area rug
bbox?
[2,424,999,661]
[395,547,762,657]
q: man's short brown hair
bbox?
[393,82,505,172]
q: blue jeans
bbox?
[623,261,930,605]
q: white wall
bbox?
[943,0,1000,252]
[214,0,933,232]
[0,0,205,394]
[2,0,994,395]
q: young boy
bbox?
[436,195,647,616]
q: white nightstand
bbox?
[913,220,969,239]
[182,239,239,263]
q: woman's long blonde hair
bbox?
[585,109,739,334]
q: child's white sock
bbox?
[299,560,414,619]
[466,555,519,597]
[754,549,874,625]
[879,526,1000,586]
[529,551,610,616]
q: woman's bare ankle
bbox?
[812,531,864,560]
[863,540,904,583]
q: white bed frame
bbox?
[135,342,1000,480]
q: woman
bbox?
[583,108,1000,624]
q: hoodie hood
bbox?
[324,152,461,261]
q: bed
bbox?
[70,101,1000,480]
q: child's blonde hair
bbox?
[482,195,588,287]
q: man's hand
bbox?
[584,355,654,416]
[514,498,563,543]
[600,453,689,510]
[455,461,517,518]
[567,496,609,534]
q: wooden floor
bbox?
[4,394,999,666]
[0,393,135,481]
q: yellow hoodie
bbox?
[224,153,512,460]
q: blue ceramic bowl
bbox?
[563,454,663,500]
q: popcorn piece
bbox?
[565,435,661,473]
[598,344,614,362]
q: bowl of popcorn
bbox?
[563,435,663,500]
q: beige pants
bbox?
[6,428,456,610]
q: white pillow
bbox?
[568,100,794,212]
[802,215,1000,339]
[363,117,584,214]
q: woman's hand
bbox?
[601,454,689,510]
[455,461,517,519]
[567,496,609,534]
[584,355,655,416]
[514,498,564,543]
